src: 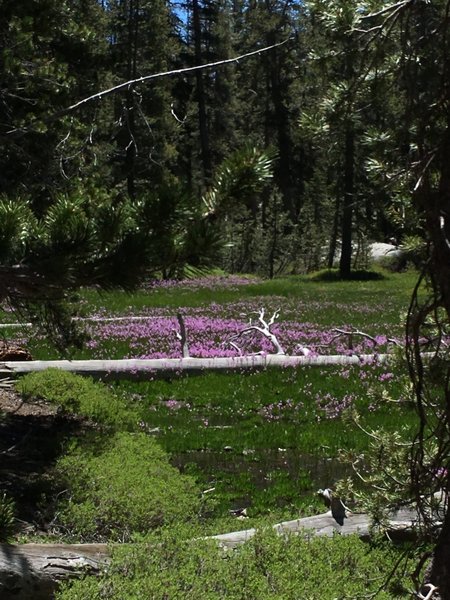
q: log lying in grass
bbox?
[0,353,395,380]
[0,506,420,599]
[0,543,109,600]
[211,505,418,549]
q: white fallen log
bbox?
[0,353,396,380]
[211,504,419,549]
[0,505,420,599]
[0,542,109,600]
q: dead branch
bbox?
[0,353,405,380]
[227,309,285,355]
[175,313,190,358]
[329,328,401,350]
[415,583,439,600]
[5,38,291,139]
[357,0,413,21]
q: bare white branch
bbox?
[440,214,450,251]
[6,38,291,137]
[228,309,285,355]
[330,328,401,349]
[415,583,439,600]
[175,313,190,358]
[357,0,412,21]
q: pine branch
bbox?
[5,38,292,139]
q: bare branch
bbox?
[175,313,190,358]
[415,583,439,600]
[330,328,401,349]
[228,309,285,355]
[357,0,413,21]
[6,38,291,138]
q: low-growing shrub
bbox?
[57,527,412,599]
[310,268,385,282]
[16,369,138,429]
[54,432,200,541]
[0,492,15,541]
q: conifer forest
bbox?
[2,0,440,284]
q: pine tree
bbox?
[0,0,110,202]
[106,0,181,197]
[340,2,450,595]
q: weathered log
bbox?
[0,543,109,600]
[0,354,396,380]
[211,505,419,549]
[0,506,421,599]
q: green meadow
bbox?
[8,270,418,522]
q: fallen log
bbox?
[0,353,395,380]
[211,505,419,549]
[0,543,109,600]
[0,506,420,599]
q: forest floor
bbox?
[0,387,86,536]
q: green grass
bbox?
[56,525,415,600]
[77,269,416,321]
[10,271,419,522]
[111,362,415,519]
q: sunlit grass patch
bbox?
[113,362,414,517]
[5,272,418,521]
[56,526,414,600]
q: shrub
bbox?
[57,527,412,599]
[310,268,385,282]
[0,492,15,541]
[54,432,200,541]
[16,369,138,429]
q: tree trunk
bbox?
[426,508,450,600]
[0,353,408,380]
[339,122,354,278]
[327,187,341,269]
[192,0,212,182]
[0,543,109,600]
[414,115,450,597]
[124,0,139,199]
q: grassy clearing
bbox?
[10,269,416,361]
[7,272,419,598]
[72,270,418,340]
[115,362,414,518]
[9,270,418,522]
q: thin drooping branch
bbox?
[329,328,401,350]
[5,38,291,138]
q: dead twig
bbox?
[330,328,401,351]
[6,38,292,138]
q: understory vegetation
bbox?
[2,0,449,595]
[0,271,425,597]
[57,529,415,600]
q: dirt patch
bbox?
[0,385,57,418]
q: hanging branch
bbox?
[5,38,292,139]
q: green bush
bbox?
[16,369,138,429]
[310,268,385,282]
[0,492,15,541]
[54,432,200,541]
[57,527,411,599]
